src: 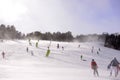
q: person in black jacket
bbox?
[108,57,120,77]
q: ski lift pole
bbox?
[48,39,52,48]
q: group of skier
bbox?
[78,44,119,77]
[91,46,101,55]
[91,57,120,77]
[26,47,34,56]
[57,43,64,51]
[27,40,120,77]
[90,46,120,77]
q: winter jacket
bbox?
[91,61,98,69]
[109,58,119,67]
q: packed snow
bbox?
[0,40,120,80]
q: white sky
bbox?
[0,0,120,35]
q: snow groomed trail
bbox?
[0,40,120,80]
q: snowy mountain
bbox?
[0,40,120,80]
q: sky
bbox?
[0,0,120,35]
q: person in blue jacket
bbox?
[107,57,120,77]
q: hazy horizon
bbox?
[0,0,120,35]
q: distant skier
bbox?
[78,44,80,48]
[36,42,38,48]
[107,57,120,77]
[2,51,5,59]
[91,59,99,76]
[91,46,94,53]
[26,47,29,52]
[91,49,93,53]
[31,50,34,56]
[80,55,83,60]
[62,46,64,51]
[97,51,99,55]
[46,47,51,57]
[98,48,101,51]
[57,44,59,49]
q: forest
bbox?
[104,33,120,50]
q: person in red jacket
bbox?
[91,59,99,76]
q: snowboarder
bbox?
[57,43,59,49]
[26,47,29,52]
[78,44,80,48]
[2,51,5,59]
[107,57,120,77]
[46,47,51,57]
[91,59,99,76]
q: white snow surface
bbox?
[0,40,120,80]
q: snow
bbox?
[0,40,120,80]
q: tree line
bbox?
[26,31,74,42]
[0,24,25,39]
[26,31,107,42]
[104,33,120,50]
[0,24,107,42]
[0,24,113,41]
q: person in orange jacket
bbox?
[91,59,99,76]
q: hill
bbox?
[0,40,120,80]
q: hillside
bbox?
[0,40,120,80]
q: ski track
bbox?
[0,40,120,80]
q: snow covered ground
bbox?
[0,40,120,80]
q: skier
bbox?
[2,51,5,59]
[57,44,59,49]
[107,57,120,77]
[91,49,93,53]
[46,47,51,57]
[31,50,34,56]
[78,44,80,48]
[62,46,64,51]
[97,51,99,55]
[98,48,101,51]
[26,47,29,52]
[91,59,99,76]
[80,55,83,60]
[36,42,38,48]
[91,46,94,53]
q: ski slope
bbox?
[0,40,120,80]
